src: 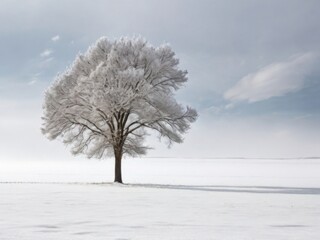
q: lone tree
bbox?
[42,37,197,183]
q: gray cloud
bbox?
[51,35,60,42]
[224,53,318,103]
[40,49,53,57]
[1,0,320,93]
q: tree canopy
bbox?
[42,37,197,182]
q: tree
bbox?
[42,37,198,183]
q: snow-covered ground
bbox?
[0,158,320,239]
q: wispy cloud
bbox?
[27,73,41,86]
[28,80,37,85]
[43,57,53,63]
[40,49,53,57]
[224,53,317,103]
[51,35,60,42]
[37,57,54,69]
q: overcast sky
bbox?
[0,0,320,161]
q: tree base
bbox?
[114,179,123,184]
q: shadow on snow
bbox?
[125,183,320,195]
[1,181,319,195]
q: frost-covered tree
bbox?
[42,37,197,183]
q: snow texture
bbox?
[0,158,319,239]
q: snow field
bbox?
[0,158,319,239]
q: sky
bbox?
[0,0,320,161]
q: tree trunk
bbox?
[114,149,123,183]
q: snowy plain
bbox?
[0,158,320,240]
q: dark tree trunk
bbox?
[114,149,123,183]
